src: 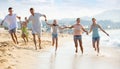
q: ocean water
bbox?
[102,29,120,47]
[82,29,120,47]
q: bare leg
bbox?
[52,38,55,46]
[10,33,16,44]
[96,39,100,55]
[23,37,26,44]
[79,40,83,54]
[22,34,26,44]
[38,37,41,49]
[33,34,37,50]
[14,33,19,44]
[26,36,29,42]
[92,40,96,51]
[24,34,28,42]
[55,37,58,52]
[74,39,78,53]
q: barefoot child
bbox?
[0,7,20,44]
[89,18,109,55]
[20,17,29,44]
[45,19,65,52]
[66,18,88,54]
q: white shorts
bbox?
[32,29,42,38]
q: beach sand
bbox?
[0,28,120,69]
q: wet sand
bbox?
[13,41,120,69]
[0,29,120,69]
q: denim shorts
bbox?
[74,35,82,41]
[92,36,100,42]
[9,28,16,34]
[52,33,58,38]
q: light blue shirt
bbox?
[92,24,100,37]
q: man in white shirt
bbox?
[27,8,46,50]
[1,7,20,44]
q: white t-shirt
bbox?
[28,13,44,33]
[51,25,59,34]
[4,14,18,30]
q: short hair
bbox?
[92,18,96,20]
[76,18,80,21]
[8,7,12,10]
[30,8,34,10]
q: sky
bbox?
[0,0,120,20]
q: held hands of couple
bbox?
[25,17,27,20]
[17,17,21,20]
[45,18,47,21]
[43,15,46,19]
[86,31,88,35]
[106,33,109,36]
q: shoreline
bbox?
[0,28,120,69]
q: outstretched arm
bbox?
[65,25,74,29]
[98,24,109,36]
[59,26,66,30]
[0,20,5,26]
[45,19,52,26]
[89,25,92,34]
[24,17,29,24]
[24,17,30,24]
[17,16,21,20]
[43,15,46,18]
[18,17,22,28]
[82,27,88,35]
[41,14,46,19]
[1,16,7,26]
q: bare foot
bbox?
[94,48,96,51]
[39,46,42,49]
[35,46,37,50]
[97,53,99,56]
[52,44,54,46]
[75,49,78,53]
[16,41,19,44]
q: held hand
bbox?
[18,17,21,20]
[0,21,4,26]
[0,23,2,26]
[64,26,67,28]
[25,17,27,20]
[63,26,68,29]
[44,15,46,18]
[64,26,69,28]
[45,18,47,21]
[86,31,88,35]
[106,33,109,36]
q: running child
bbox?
[0,7,20,44]
[20,17,29,44]
[45,19,65,52]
